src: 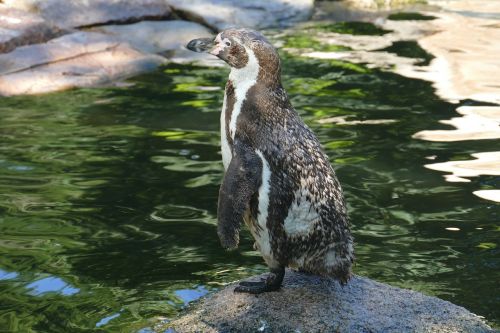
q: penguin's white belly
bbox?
[221,44,259,171]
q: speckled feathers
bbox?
[198,28,354,283]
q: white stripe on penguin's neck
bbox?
[228,45,259,140]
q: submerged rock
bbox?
[167,269,494,333]
[168,0,314,31]
[0,6,65,54]
[0,31,165,96]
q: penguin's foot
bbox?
[234,267,285,294]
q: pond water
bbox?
[0,23,498,332]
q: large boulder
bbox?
[0,31,166,96]
[166,270,494,333]
[168,0,315,31]
[0,6,65,54]
[2,0,172,28]
[93,20,219,66]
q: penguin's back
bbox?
[238,90,353,281]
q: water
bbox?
[0,24,498,332]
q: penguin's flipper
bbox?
[217,142,262,250]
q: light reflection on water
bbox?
[174,286,209,305]
[26,276,80,296]
[0,269,18,280]
[0,23,498,332]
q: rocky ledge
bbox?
[0,0,314,96]
[165,269,494,333]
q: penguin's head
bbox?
[187,28,281,85]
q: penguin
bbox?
[187,28,354,294]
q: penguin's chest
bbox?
[220,75,257,170]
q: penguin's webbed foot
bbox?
[234,267,285,294]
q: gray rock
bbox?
[167,270,494,333]
[93,20,219,66]
[0,31,165,96]
[2,0,172,28]
[168,0,315,31]
[0,6,65,53]
[0,31,119,75]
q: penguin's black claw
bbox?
[234,267,285,294]
[234,281,277,294]
[237,278,266,287]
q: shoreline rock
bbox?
[1,0,173,29]
[92,20,218,66]
[165,269,494,333]
[0,7,65,54]
[0,31,166,96]
[0,0,315,95]
[168,0,314,31]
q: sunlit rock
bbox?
[0,6,65,54]
[2,0,172,28]
[168,0,314,31]
[93,20,219,66]
[0,32,165,96]
[413,106,500,142]
[164,269,494,333]
[424,152,500,183]
[0,32,120,75]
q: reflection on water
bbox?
[425,152,500,182]
[96,312,122,328]
[413,106,500,142]
[0,269,18,280]
[26,276,80,296]
[0,23,498,332]
[174,286,209,305]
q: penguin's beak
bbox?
[186,37,214,53]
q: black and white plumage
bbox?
[187,28,354,293]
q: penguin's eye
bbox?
[225,41,231,47]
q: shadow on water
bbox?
[0,29,498,332]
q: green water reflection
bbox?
[0,28,498,332]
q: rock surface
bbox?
[168,0,314,31]
[2,0,172,28]
[94,20,218,66]
[0,6,65,53]
[0,0,316,95]
[0,31,165,96]
[166,270,494,333]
